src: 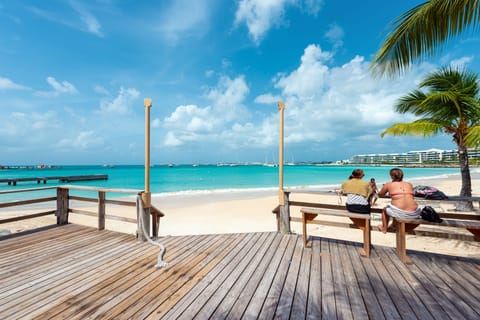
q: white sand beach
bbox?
[1,173,479,259]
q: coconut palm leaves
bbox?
[371,0,480,76]
[382,66,480,208]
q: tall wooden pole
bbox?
[143,98,152,208]
[138,98,152,241]
[277,101,290,233]
[278,101,285,205]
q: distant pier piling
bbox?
[0,174,108,186]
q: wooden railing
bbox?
[275,190,480,235]
[0,185,164,238]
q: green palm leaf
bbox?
[371,0,480,76]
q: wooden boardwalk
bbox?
[0,224,479,319]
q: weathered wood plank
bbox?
[306,238,321,320]
[321,237,336,319]
[58,234,220,320]
[415,254,480,320]
[169,233,268,320]
[338,241,369,319]
[274,235,303,319]
[330,239,353,320]
[344,240,385,320]
[211,233,280,319]
[120,233,249,320]
[159,232,260,320]
[240,234,292,320]
[0,226,478,320]
[257,234,298,319]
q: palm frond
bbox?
[465,125,480,147]
[370,0,480,77]
[380,119,444,137]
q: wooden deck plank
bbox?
[159,232,261,320]
[214,233,281,319]
[0,225,479,320]
[171,233,271,319]
[331,240,353,320]
[257,234,298,319]
[344,239,385,320]
[289,238,311,320]
[145,235,253,319]
[369,248,417,320]
[0,229,131,287]
[320,237,336,319]
[415,254,480,320]
[61,234,222,320]
[240,234,293,319]
[338,241,369,319]
[374,247,436,320]
[117,233,248,320]
[359,246,401,319]
[274,235,303,319]
[306,238,321,320]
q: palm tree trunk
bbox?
[456,145,473,211]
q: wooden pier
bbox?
[0,174,108,186]
[0,225,478,319]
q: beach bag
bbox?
[414,185,448,200]
[420,206,443,223]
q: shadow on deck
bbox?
[0,224,479,319]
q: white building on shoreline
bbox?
[351,148,480,164]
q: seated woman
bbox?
[341,169,372,214]
[377,167,421,233]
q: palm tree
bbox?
[381,66,480,210]
[371,0,480,76]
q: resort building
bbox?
[351,148,480,165]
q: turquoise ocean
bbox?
[0,164,467,203]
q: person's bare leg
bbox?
[378,207,388,234]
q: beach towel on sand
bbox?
[413,185,448,200]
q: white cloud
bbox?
[266,44,426,148]
[0,77,30,91]
[235,0,324,44]
[162,75,251,147]
[27,2,102,37]
[235,0,292,44]
[275,44,332,97]
[450,56,474,69]
[98,87,140,115]
[69,1,103,37]
[94,85,110,95]
[56,130,104,150]
[254,93,282,104]
[152,118,161,128]
[155,0,212,44]
[35,77,78,97]
[324,23,344,49]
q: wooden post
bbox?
[136,194,150,241]
[277,102,290,234]
[56,187,69,225]
[98,191,106,230]
[279,191,291,234]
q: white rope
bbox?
[137,196,168,268]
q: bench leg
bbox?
[350,217,371,257]
[302,212,318,248]
[396,221,416,264]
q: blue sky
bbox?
[1,0,479,165]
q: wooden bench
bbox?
[300,207,372,257]
[393,217,480,264]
